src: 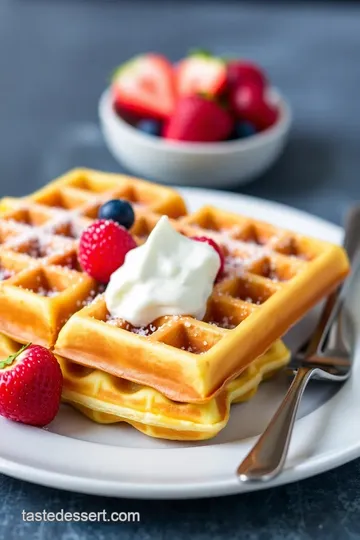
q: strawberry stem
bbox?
[0,343,31,369]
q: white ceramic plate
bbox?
[0,188,358,500]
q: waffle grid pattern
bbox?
[0,169,187,346]
[0,168,349,438]
[55,201,349,402]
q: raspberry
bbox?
[192,236,224,279]
[79,219,137,283]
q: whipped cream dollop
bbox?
[105,215,220,327]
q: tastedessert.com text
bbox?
[21,509,140,523]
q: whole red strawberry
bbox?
[0,344,63,427]
[163,96,233,142]
[192,236,224,279]
[79,219,137,283]
[227,60,267,91]
[230,82,278,131]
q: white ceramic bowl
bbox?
[99,88,292,188]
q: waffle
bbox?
[55,205,349,402]
[0,332,290,441]
[0,169,350,404]
[0,168,187,347]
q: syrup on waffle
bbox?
[55,205,350,403]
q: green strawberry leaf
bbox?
[188,48,213,58]
[109,55,142,83]
[0,343,31,370]
[188,49,226,66]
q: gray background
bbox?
[1,0,360,538]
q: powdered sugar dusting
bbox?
[0,199,82,264]
[75,289,99,309]
[223,255,246,277]
[208,315,236,330]
[36,287,60,298]
[43,216,86,239]
[180,344,204,354]
[4,227,75,262]
[186,225,271,277]
[105,315,160,336]
[132,326,151,336]
[0,267,14,281]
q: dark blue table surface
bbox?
[1,1,360,538]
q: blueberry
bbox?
[234,121,257,139]
[98,199,135,229]
[136,119,162,137]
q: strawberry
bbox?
[0,343,63,427]
[79,219,137,283]
[112,54,177,120]
[192,236,224,279]
[164,95,233,143]
[227,60,267,91]
[176,51,227,98]
[230,82,278,131]
[112,101,140,126]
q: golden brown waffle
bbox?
[0,332,290,441]
[55,206,349,403]
[64,339,289,441]
[0,169,349,404]
[0,169,187,347]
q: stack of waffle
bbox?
[0,169,349,440]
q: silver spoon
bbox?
[236,206,360,482]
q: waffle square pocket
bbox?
[0,266,97,347]
[30,168,187,218]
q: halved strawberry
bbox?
[112,54,177,120]
[176,51,227,98]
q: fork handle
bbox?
[237,366,315,482]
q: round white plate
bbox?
[0,188,358,500]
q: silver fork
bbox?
[236,207,360,483]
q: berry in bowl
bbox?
[99,51,291,188]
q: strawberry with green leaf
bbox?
[176,50,227,98]
[0,343,63,426]
[112,53,177,119]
